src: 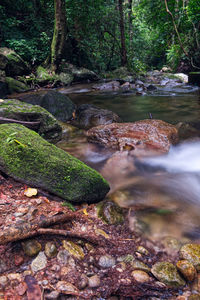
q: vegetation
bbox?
[0,0,200,73]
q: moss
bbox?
[5,77,29,93]
[0,123,110,203]
[97,200,124,224]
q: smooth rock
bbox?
[131,259,150,273]
[99,255,116,268]
[7,273,21,281]
[151,262,185,288]
[136,246,149,256]
[22,240,42,257]
[87,120,178,153]
[45,242,57,258]
[131,270,150,283]
[56,281,78,293]
[176,260,196,282]
[57,250,69,265]
[31,252,47,273]
[0,276,8,286]
[62,240,84,259]
[97,200,124,225]
[180,244,200,270]
[88,275,101,288]
[78,274,88,289]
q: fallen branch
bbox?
[0,117,41,130]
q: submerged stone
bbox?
[176,260,196,282]
[45,242,57,258]
[151,262,185,288]
[62,240,85,259]
[0,124,110,203]
[97,200,124,225]
[22,240,42,257]
[180,244,200,270]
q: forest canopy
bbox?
[0,0,200,73]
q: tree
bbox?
[51,0,67,71]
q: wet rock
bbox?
[78,274,88,289]
[57,250,69,265]
[87,120,178,153]
[98,255,116,268]
[176,260,196,282]
[162,236,181,252]
[56,281,78,294]
[97,200,124,225]
[6,77,29,93]
[14,255,24,266]
[118,254,134,263]
[15,90,76,122]
[31,251,47,273]
[45,242,57,258]
[147,84,157,91]
[71,104,121,130]
[93,81,120,91]
[22,240,42,257]
[62,240,85,259]
[151,262,185,288]
[7,273,21,281]
[88,275,101,288]
[180,244,200,270]
[131,259,150,273]
[46,291,60,299]
[136,246,149,256]
[0,276,8,287]
[131,270,151,283]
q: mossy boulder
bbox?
[0,123,110,203]
[0,99,62,143]
[15,90,76,122]
[36,66,73,86]
[5,77,29,93]
[151,262,185,288]
[0,47,30,76]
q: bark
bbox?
[118,0,128,66]
[51,0,67,72]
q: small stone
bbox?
[180,244,200,270]
[7,273,21,281]
[78,274,88,290]
[22,240,42,257]
[151,262,185,288]
[97,201,124,225]
[62,240,84,259]
[131,259,150,273]
[35,199,42,205]
[51,264,61,272]
[131,270,150,283]
[42,280,48,285]
[45,242,57,258]
[31,252,47,273]
[61,266,71,276]
[88,275,101,288]
[0,259,7,273]
[136,246,149,256]
[0,276,8,287]
[14,255,24,266]
[16,282,27,296]
[118,254,134,263]
[57,250,69,265]
[45,291,60,300]
[56,281,78,293]
[162,236,181,252]
[14,212,25,217]
[99,255,116,268]
[176,260,196,282]
[23,270,32,277]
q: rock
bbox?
[176,122,200,140]
[180,244,200,270]
[60,63,99,83]
[87,120,178,153]
[45,291,60,299]
[56,281,78,294]
[131,270,150,283]
[7,273,21,281]
[0,123,109,203]
[14,255,24,266]
[136,246,149,256]
[188,72,200,86]
[0,80,9,98]
[31,252,47,273]
[22,240,42,257]
[45,242,57,258]
[97,200,124,225]
[88,275,101,288]
[147,84,157,91]
[5,77,29,93]
[93,81,120,91]
[174,73,188,83]
[71,104,121,130]
[98,255,116,268]
[0,99,62,143]
[176,260,196,282]
[0,276,8,287]
[0,47,30,76]
[78,274,88,289]
[62,240,85,259]
[15,90,76,122]
[151,262,185,288]
[162,236,181,252]
[57,250,69,265]
[131,259,150,273]
[105,67,132,81]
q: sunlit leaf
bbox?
[24,188,38,197]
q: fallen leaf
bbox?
[82,208,88,216]
[95,228,110,239]
[24,188,38,197]
[25,275,42,300]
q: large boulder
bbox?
[0,99,62,143]
[15,90,76,122]
[5,77,29,93]
[36,66,73,86]
[0,123,110,203]
[60,62,99,83]
[71,104,122,130]
[87,120,178,153]
[0,48,30,76]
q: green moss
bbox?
[5,77,29,93]
[0,123,109,203]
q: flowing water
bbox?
[57,82,200,243]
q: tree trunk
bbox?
[51,0,67,72]
[128,0,133,52]
[118,0,127,66]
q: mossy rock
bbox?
[5,77,29,93]
[0,123,110,203]
[0,47,30,76]
[180,244,200,270]
[0,99,62,143]
[151,262,185,288]
[36,66,73,86]
[97,200,124,224]
[15,90,76,122]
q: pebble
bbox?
[88,275,101,288]
[61,266,71,276]
[45,242,57,258]
[99,255,116,268]
[7,273,21,281]
[0,276,8,286]
[51,264,61,272]
[151,262,185,288]
[78,274,88,289]
[42,280,48,285]
[31,251,47,273]
[22,239,42,257]
[136,246,149,255]
[131,259,150,273]
[14,255,24,266]
[62,240,85,259]
[180,244,200,270]
[176,260,196,282]
[131,270,150,283]
[56,281,78,293]
[45,291,60,299]
[57,250,69,265]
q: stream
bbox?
[57,82,200,244]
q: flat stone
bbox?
[56,281,78,293]
[131,270,150,283]
[88,275,101,288]
[99,255,116,268]
[31,252,47,273]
